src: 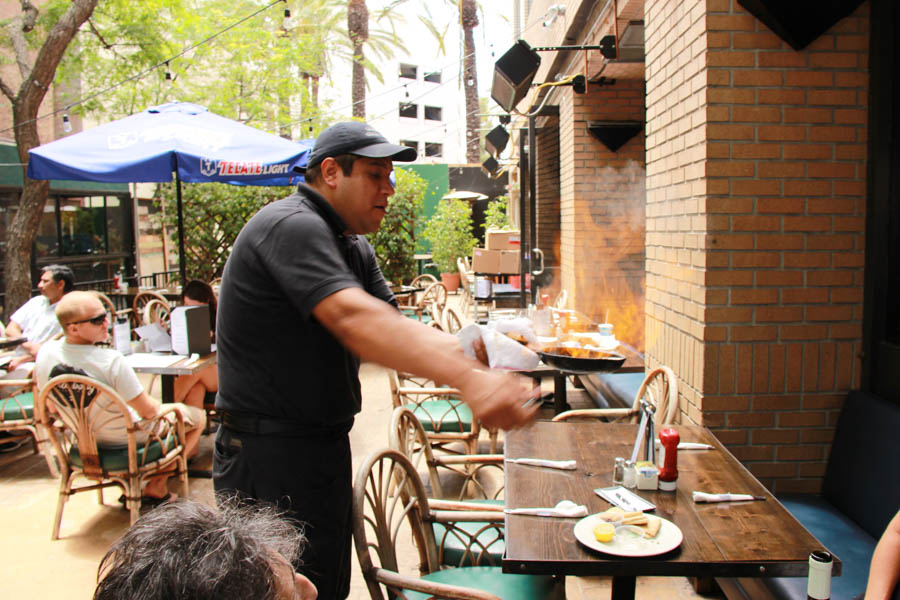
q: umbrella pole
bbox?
[176,172,187,287]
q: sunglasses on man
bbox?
[69,312,109,326]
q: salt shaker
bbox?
[623,459,636,488]
[612,457,625,485]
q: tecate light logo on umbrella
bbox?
[198,159,293,178]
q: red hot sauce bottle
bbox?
[658,428,679,491]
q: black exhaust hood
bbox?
[586,121,643,152]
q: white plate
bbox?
[573,513,683,557]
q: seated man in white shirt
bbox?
[35,291,205,503]
[2,264,73,379]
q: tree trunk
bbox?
[460,0,480,164]
[348,0,368,119]
[1,0,98,313]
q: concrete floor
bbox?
[0,296,724,599]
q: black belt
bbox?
[219,410,353,438]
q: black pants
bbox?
[213,424,353,600]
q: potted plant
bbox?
[366,168,426,287]
[422,198,477,292]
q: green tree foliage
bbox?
[366,167,425,285]
[483,197,512,231]
[155,182,292,281]
[422,199,477,274]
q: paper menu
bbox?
[113,319,132,354]
[169,305,211,356]
[134,323,172,352]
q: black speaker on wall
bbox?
[485,125,509,157]
[481,156,499,177]
[491,40,542,113]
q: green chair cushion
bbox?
[410,399,473,433]
[1,391,34,421]
[70,437,175,472]
[404,566,557,600]
[400,308,432,324]
[434,499,505,566]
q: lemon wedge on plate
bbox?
[592,521,615,542]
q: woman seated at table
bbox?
[172,280,218,410]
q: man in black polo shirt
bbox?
[214,121,538,599]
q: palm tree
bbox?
[459,0,481,164]
[347,0,369,118]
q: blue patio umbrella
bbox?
[27,101,313,285]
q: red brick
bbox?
[833,252,865,267]
[784,72,834,87]
[835,71,867,88]
[807,305,853,321]
[807,197,856,214]
[784,180,831,196]
[758,125,807,141]
[728,411,776,427]
[808,234,853,250]
[706,270,754,286]
[707,71,732,86]
[706,307,754,323]
[834,181,866,197]
[706,161,755,177]
[808,162,855,178]
[707,197,755,213]
[783,144,834,160]
[753,428,799,444]
[783,253,832,268]
[758,197,804,213]
[807,89,859,106]
[757,52,808,68]
[757,271,804,286]
[836,33,867,51]
[834,108,867,124]
[783,288,829,303]
[834,216,865,231]
[707,105,731,122]
[778,411,826,427]
[770,344,786,392]
[732,215,780,231]
[781,324,829,340]
[786,343,803,392]
[777,445,826,461]
[731,326,778,341]
[708,124,755,140]
[732,289,779,304]
[758,89,806,105]
[732,70,782,86]
[800,428,836,444]
[749,462,799,479]
[711,428,747,446]
[757,234,804,250]
[732,252,780,268]
[732,179,781,195]
[707,32,732,49]
[731,446,775,461]
[835,144,867,159]
[758,162,805,178]
[733,106,782,122]
[783,216,831,231]
[775,479,822,493]
[702,395,751,411]
[708,51,756,67]
[809,127,858,142]
[809,52,859,68]
[756,306,804,322]
[830,323,862,339]
[732,143,782,159]
[707,88,756,104]
[807,270,853,286]
[831,287,863,303]
[707,14,757,31]
[707,234,755,250]
[733,33,783,49]
[784,108,833,123]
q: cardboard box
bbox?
[472,248,501,273]
[485,229,521,251]
[499,250,520,274]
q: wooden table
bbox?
[125,351,216,404]
[503,421,839,599]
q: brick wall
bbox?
[535,114,561,269]
[645,0,869,492]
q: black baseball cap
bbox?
[295,121,417,173]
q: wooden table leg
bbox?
[611,575,636,600]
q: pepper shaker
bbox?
[623,459,636,488]
[612,457,625,485]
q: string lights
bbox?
[62,113,72,133]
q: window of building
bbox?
[400,140,418,152]
[424,70,441,83]
[424,106,442,121]
[399,63,417,79]
[399,102,418,119]
[425,142,442,157]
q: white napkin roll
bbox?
[507,458,577,470]
[504,500,588,518]
[692,491,756,503]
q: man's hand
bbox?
[21,341,41,355]
[457,368,539,430]
[7,354,32,370]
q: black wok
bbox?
[536,347,626,373]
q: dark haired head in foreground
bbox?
[94,497,317,600]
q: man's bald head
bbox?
[56,291,104,328]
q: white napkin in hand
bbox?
[507,458,576,470]
[456,323,540,370]
[692,491,764,503]
[504,500,588,518]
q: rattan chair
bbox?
[142,298,171,331]
[401,282,447,323]
[387,369,480,456]
[38,374,189,537]
[0,376,59,476]
[442,306,465,334]
[352,447,561,600]
[552,366,679,425]
[132,291,170,326]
